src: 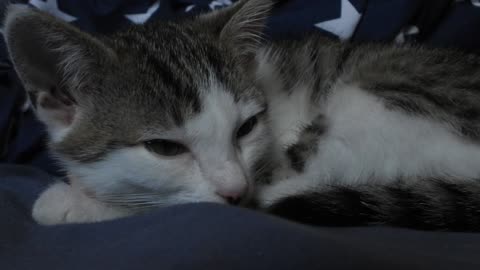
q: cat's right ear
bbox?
[197,0,273,60]
[3,5,117,142]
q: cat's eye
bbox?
[237,115,259,139]
[144,139,188,157]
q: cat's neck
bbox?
[256,34,346,103]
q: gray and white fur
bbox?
[257,30,480,231]
[3,0,273,224]
[4,0,480,231]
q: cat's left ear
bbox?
[197,0,273,59]
[4,5,117,142]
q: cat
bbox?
[4,0,480,231]
[3,0,275,225]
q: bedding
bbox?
[2,1,480,269]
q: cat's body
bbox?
[5,0,480,230]
[257,36,480,230]
[260,35,480,185]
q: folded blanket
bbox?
[1,165,480,270]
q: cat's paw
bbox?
[257,176,313,209]
[32,181,79,225]
[32,181,130,225]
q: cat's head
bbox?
[4,0,274,210]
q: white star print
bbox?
[456,0,480,6]
[29,0,76,22]
[125,1,160,24]
[394,25,419,44]
[314,0,362,41]
[209,0,232,10]
[185,5,196,12]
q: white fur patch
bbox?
[183,80,267,198]
[66,146,219,206]
[267,84,318,147]
[256,50,321,147]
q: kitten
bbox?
[5,0,480,231]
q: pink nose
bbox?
[216,185,248,205]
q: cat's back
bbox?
[344,41,480,140]
[259,33,480,140]
[263,32,480,97]
[257,33,480,184]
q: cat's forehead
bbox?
[98,23,264,126]
[140,83,265,140]
[111,22,228,84]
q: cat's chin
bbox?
[32,181,132,225]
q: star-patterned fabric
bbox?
[1,0,480,175]
[2,0,477,48]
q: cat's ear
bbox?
[198,0,273,59]
[4,5,117,142]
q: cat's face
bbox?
[59,32,271,207]
[4,0,273,209]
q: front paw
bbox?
[32,181,79,225]
[32,181,130,225]
[256,176,314,209]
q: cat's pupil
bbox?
[144,139,188,156]
[237,116,258,139]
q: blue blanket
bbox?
[2,164,480,270]
[2,1,480,268]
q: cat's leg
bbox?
[32,181,131,225]
[256,173,316,208]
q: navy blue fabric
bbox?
[2,1,480,268]
[1,165,480,270]
[0,40,62,177]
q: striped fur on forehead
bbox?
[113,23,225,83]
[107,20,263,112]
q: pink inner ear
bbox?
[38,92,76,126]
